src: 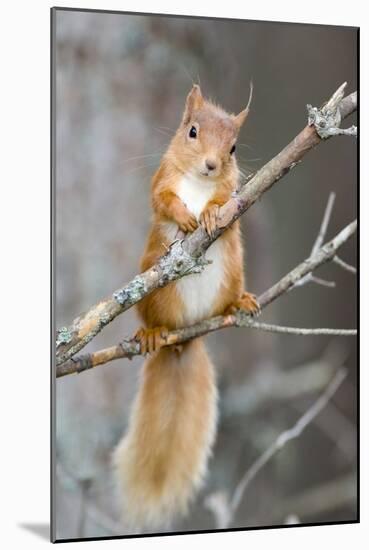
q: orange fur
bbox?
[114,85,258,529]
[114,341,217,529]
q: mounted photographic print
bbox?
[51,7,358,542]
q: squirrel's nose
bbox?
[205,159,217,172]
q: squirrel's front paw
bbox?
[177,211,198,233]
[134,326,169,355]
[200,204,220,237]
[226,291,261,317]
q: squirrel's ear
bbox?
[182,84,203,124]
[233,108,249,129]
[233,81,253,129]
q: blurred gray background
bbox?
[54,9,357,540]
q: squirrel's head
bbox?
[169,84,251,180]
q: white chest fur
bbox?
[163,174,225,325]
[176,174,216,220]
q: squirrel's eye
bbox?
[230,144,236,155]
[189,126,197,139]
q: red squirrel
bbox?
[114,84,259,529]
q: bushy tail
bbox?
[113,339,217,530]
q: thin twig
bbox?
[206,367,348,529]
[246,322,356,336]
[292,401,356,464]
[310,275,336,288]
[294,192,335,289]
[334,255,357,274]
[230,368,347,515]
[55,84,357,366]
[311,192,336,255]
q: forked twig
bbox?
[205,367,348,529]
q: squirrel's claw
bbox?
[135,326,169,355]
[200,204,219,237]
[226,291,261,317]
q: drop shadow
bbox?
[18,523,50,541]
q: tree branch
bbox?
[205,367,348,529]
[56,219,356,378]
[307,83,357,138]
[55,84,357,367]
[257,219,356,308]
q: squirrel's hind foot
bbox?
[135,326,169,355]
[225,291,261,317]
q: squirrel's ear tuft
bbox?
[182,85,204,124]
[233,81,253,129]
